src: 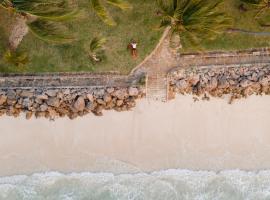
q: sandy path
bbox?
[0,95,270,176]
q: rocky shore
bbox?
[0,87,145,120]
[169,65,270,103]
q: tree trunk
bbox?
[8,15,29,51]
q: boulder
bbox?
[189,75,200,85]
[40,104,48,112]
[22,98,33,108]
[47,97,61,108]
[0,95,7,105]
[103,94,112,103]
[25,111,33,120]
[128,87,139,96]
[240,79,251,88]
[106,87,115,94]
[86,101,97,111]
[208,77,218,90]
[87,94,94,102]
[36,94,49,100]
[20,90,34,98]
[97,98,106,105]
[260,76,269,87]
[113,89,127,100]
[73,96,85,112]
[176,79,188,90]
[46,90,58,97]
[93,89,105,97]
[116,99,124,106]
[7,90,16,100]
[218,76,229,89]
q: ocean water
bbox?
[0,169,270,200]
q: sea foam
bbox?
[0,170,270,200]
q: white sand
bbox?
[0,95,270,176]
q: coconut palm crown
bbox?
[0,0,78,45]
[90,0,132,26]
[156,0,231,47]
[240,0,270,18]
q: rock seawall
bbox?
[0,87,145,120]
[169,65,270,103]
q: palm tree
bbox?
[240,0,270,19]
[88,37,107,63]
[89,0,132,26]
[0,0,78,50]
[156,0,231,48]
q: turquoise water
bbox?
[1,170,270,200]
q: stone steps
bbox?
[146,73,168,102]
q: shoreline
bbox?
[1,94,270,177]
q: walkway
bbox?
[133,29,270,102]
[0,73,141,89]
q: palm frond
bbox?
[156,0,232,48]
[27,19,75,44]
[90,37,107,52]
[11,0,78,20]
[89,37,107,63]
[106,0,132,10]
[90,0,116,26]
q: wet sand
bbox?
[0,95,270,176]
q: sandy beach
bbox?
[0,95,270,176]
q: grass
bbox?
[1,0,270,73]
[0,0,162,74]
[181,0,270,53]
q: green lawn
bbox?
[181,0,270,53]
[0,0,162,74]
[1,0,270,73]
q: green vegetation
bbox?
[0,0,270,74]
[0,0,77,46]
[181,0,270,52]
[156,0,231,48]
[0,0,162,74]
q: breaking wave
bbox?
[1,169,270,200]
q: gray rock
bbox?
[22,98,33,108]
[40,104,48,112]
[87,94,94,102]
[176,79,188,90]
[93,89,105,97]
[7,90,16,99]
[46,90,58,97]
[208,77,218,90]
[128,87,139,96]
[218,76,229,89]
[86,101,96,111]
[113,89,127,100]
[47,97,61,108]
[240,79,251,88]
